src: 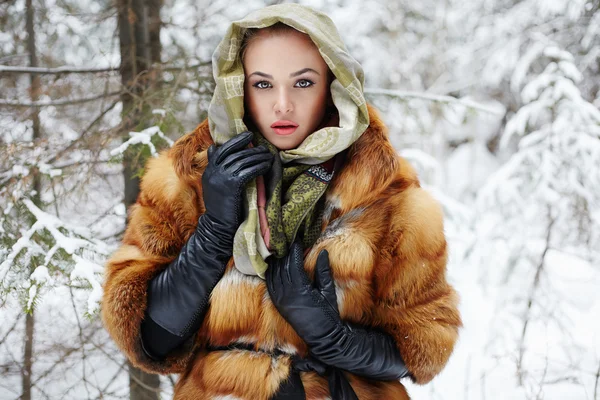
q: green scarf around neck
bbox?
[207,3,369,278]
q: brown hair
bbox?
[240,22,299,62]
[240,22,335,85]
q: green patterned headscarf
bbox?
[207,3,369,278]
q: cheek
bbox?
[245,92,264,124]
[307,89,328,120]
[316,86,329,109]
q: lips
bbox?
[271,120,298,136]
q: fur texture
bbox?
[101,104,462,399]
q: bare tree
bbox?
[117,1,163,398]
[22,0,42,398]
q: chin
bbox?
[271,141,297,151]
[265,134,304,151]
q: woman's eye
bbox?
[253,81,271,89]
[295,79,314,88]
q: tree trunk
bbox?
[128,360,162,400]
[117,1,162,398]
[22,313,34,400]
[22,0,41,398]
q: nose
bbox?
[274,88,293,115]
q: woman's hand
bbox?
[266,242,342,346]
[202,131,273,237]
[266,241,411,381]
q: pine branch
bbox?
[365,87,505,115]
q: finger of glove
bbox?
[237,159,274,185]
[227,152,273,175]
[220,146,269,170]
[287,241,309,286]
[215,131,253,165]
[314,249,339,313]
[207,145,217,163]
[266,258,285,296]
[265,261,276,296]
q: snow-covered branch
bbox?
[0,61,210,75]
[110,125,174,158]
[0,65,119,74]
[365,88,506,115]
[0,91,122,108]
[0,198,108,314]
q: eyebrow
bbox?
[248,68,320,79]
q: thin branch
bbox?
[595,360,600,400]
[0,314,23,347]
[88,198,125,227]
[542,376,580,385]
[0,91,121,108]
[0,65,118,74]
[99,228,125,242]
[364,87,505,115]
[97,359,128,398]
[517,208,556,386]
[163,61,211,72]
[30,327,97,386]
[68,286,91,398]
[51,159,114,169]
[43,99,120,165]
[0,61,210,75]
[0,53,30,63]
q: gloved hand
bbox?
[141,132,273,360]
[265,241,411,381]
[201,130,274,247]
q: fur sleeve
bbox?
[372,185,462,384]
[101,123,211,375]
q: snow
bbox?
[1,198,107,317]
[26,284,36,310]
[38,163,62,177]
[1,0,599,398]
[11,165,29,177]
[30,265,53,285]
[70,255,103,315]
[110,126,174,158]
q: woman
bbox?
[102,4,461,399]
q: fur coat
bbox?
[101,104,462,399]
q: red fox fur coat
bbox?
[101,104,462,399]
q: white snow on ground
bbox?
[1,0,599,398]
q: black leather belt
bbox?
[207,342,359,400]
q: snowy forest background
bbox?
[1,0,599,398]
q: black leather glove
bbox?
[202,131,274,240]
[265,241,411,381]
[141,131,273,359]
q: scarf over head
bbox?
[207,3,369,278]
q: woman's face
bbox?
[243,29,331,150]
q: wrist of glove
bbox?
[266,242,410,381]
[143,218,230,345]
